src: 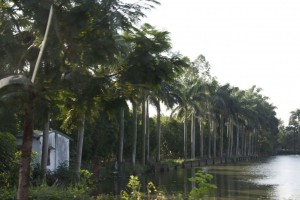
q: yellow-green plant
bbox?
[121,175,142,200]
[121,175,167,200]
[72,169,94,194]
[188,170,217,199]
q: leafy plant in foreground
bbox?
[188,170,217,199]
[121,175,166,200]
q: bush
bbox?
[29,184,92,200]
[121,175,166,200]
[0,132,19,194]
[188,170,217,199]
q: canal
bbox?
[97,155,300,199]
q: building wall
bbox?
[56,133,70,168]
[46,131,70,171]
[17,130,70,171]
[32,138,42,165]
[47,132,56,171]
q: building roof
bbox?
[16,130,73,140]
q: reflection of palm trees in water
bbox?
[183,168,188,197]
[113,174,119,195]
[191,168,196,189]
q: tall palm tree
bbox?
[288,109,300,152]
[0,75,34,199]
[149,80,183,162]
[122,24,185,164]
[131,99,139,166]
[172,78,204,159]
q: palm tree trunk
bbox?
[75,116,85,178]
[183,114,188,159]
[118,107,125,165]
[244,131,247,156]
[156,102,161,162]
[236,123,239,156]
[213,119,217,158]
[208,115,212,159]
[226,120,230,158]
[146,99,150,163]
[229,120,233,157]
[132,101,138,166]
[41,112,50,181]
[253,129,257,155]
[18,5,52,199]
[199,118,204,158]
[142,96,146,165]
[17,100,34,200]
[241,126,245,156]
[191,112,195,159]
[220,115,224,158]
[248,131,252,156]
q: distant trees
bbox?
[278,109,300,153]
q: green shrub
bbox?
[46,162,77,187]
[0,132,18,189]
[188,170,217,199]
[121,175,167,200]
[0,132,17,171]
[29,184,92,200]
[121,175,142,200]
[0,187,17,200]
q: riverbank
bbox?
[154,156,260,172]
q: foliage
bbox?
[0,132,17,173]
[121,175,166,200]
[121,175,142,200]
[0,133,18,193]
[46,162,94,189]
[160,159,184,166]
[82,113,119,162]
[160,117,184,158]
[30,167,93,200]
[29,183,92,200]
[188,170,217,199]
[0,187,17,200]
[0,104,19,133]
[76,169,94,192]
[277,110,300,153]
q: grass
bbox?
[160,159,184,166]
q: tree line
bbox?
[0,0,290,199]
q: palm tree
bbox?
[172,55,212,159]
[0,75,34,200]
[172,76,203,159]
[199,117,204,158]
[131,99,139,166]
[149,80,183,162]
[122,23,184,164]
[118,106,125,165]
[171,82,191,159]
[213,84,234,159]
[289,109,300,153]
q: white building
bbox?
[17,130,71,171]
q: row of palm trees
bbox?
[120,54,279,165]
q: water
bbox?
[97,155,300,199]
[248,155,300,200]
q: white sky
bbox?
[138,0,300,125]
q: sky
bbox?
[135,0,300,125]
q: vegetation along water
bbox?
[95,155,300,199]
[2,0,300,199]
